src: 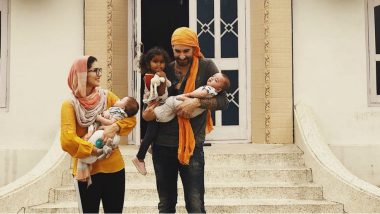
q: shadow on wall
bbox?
[330,145,380,187]
[0,149,47,187]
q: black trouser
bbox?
[137,121,158,160]
[77,169,125,213]
[152,144,206,213]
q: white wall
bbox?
[0,0,83,186]
[293,0,380,185]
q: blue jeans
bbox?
[152,144,206,213]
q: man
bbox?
[143,27,228,213]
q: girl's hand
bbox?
[156,70,167,78]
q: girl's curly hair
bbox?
[139,47,171,75]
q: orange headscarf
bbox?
[68,56,101,109]
[171,27,214,165]
[67,56,107,127]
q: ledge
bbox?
[294,103,380,213]
[0,132,70,213]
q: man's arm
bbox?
[199,91,229,111]
[182,87,208,98]
[199,60,229,110]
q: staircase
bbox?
[29,144,344,213]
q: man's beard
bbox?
[175,56,192,67]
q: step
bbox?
[121,144,306,168]
[62,166,313,186]
[49,182,323,203]
[29,199,343,213]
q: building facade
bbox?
[0,0,378,189]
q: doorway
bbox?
[140,0,189,138]
[130,0,251,144]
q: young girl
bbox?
[132,47,171,175]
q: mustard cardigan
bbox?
[60,91,136,175]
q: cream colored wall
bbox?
[85,1,294,145]
[0,0,84,186]
[293,0,380,185]
[112,0,129,98]
[84,0,130,144]
[85,0,129,98]
[251,0,293,144]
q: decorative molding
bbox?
[106,0,113,91]
[264,0,271,143]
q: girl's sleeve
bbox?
[60,101,94,158]
[143,84,149,101]
[107,92,137,136]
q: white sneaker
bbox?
[132,157,147,175]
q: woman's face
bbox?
[87,61,101,88]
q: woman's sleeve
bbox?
[60,101,94,158]
[107,92,137,136]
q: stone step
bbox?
[29,199,343,213]
[49,182,323,203]
[121,144,306,168]
[62,167,313,186]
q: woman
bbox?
[61,56,136,213]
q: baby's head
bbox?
[114,96,139,117]
[207,73,230,93]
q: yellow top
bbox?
[60,91,136,175]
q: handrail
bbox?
[0,132,70,213]
[294,103,380,213]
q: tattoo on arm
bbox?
[199,98,218,110]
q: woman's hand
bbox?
[91,147,102,156]
[100,123,120,143]
[176,97,200,118]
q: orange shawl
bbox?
[67,56,102,110]
[172,27,214,165]
[67,56,107,127]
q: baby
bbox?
[83,96,139,142]
[153,72,230,122]
[132,73,230,175]
[77,96,139,184]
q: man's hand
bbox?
[176,97,200,118]
[142,101,160,121]
[99,123,120,143]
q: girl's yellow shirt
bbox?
[60,91,136,175]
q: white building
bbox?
[0,0,379,212]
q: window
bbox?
[0,0,8,108]
[368,0,380,104]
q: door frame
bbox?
[128,0,252,144]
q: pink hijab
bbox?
[68,56,107,127]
